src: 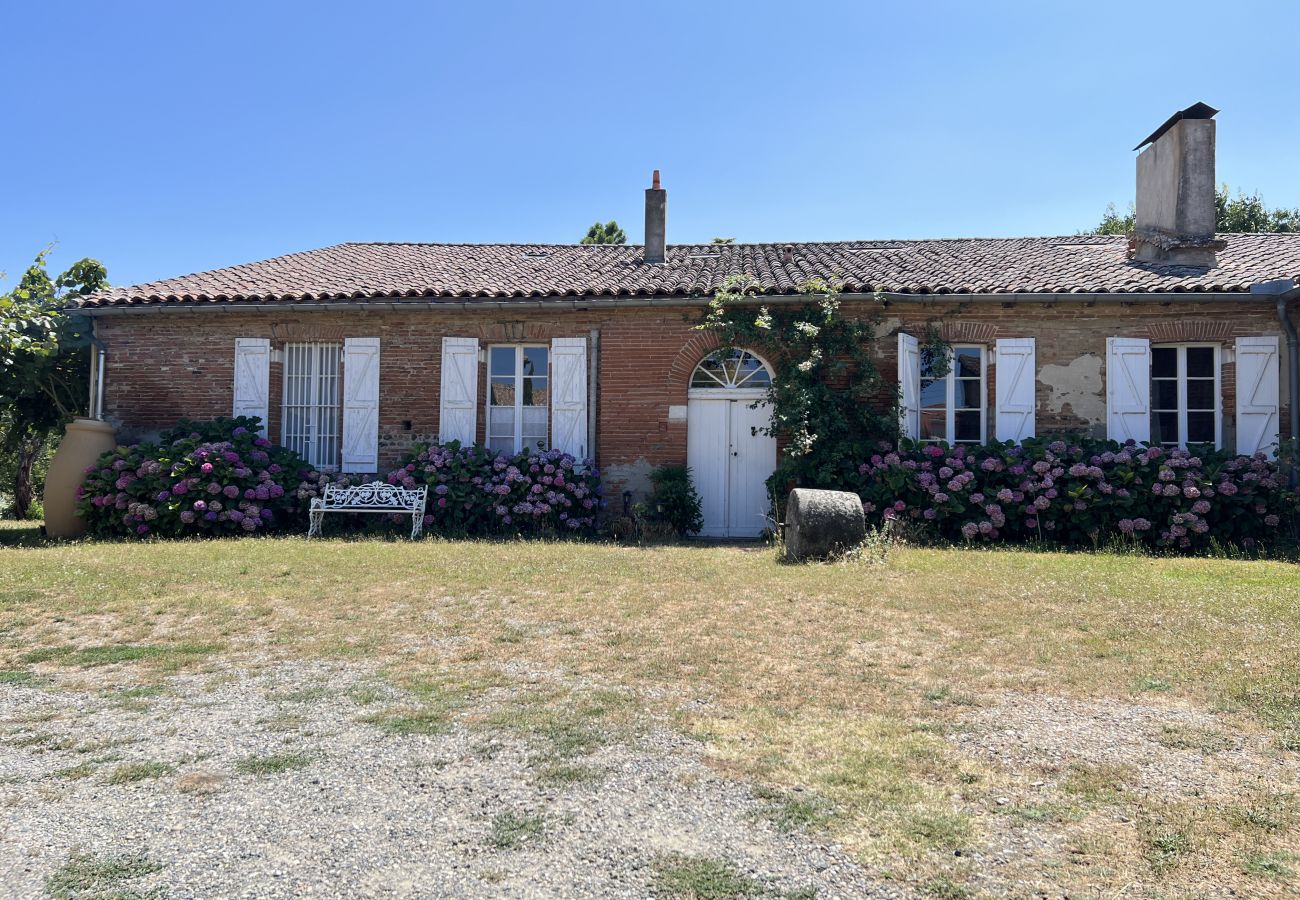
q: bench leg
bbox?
[308,510,323,538]
[410,511,423,540]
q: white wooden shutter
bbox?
[341,337,380,473]
[551,337,589,458]
[1235,335,1281,457]
[897,331,920,440]
[1106,337,1151,443]
[994,338,1036,442]
[439,337,479,446]
[232,338,270,434]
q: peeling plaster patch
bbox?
[1040,353,1105,429]
[870,318,904,358]
[601,458,656,502]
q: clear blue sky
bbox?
[4,0,1299,290]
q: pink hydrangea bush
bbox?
[386,442,604,536]
[846,438,1299,551]
[76,417,329,538]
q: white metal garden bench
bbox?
[307,481,428,540]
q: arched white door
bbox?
[687,349,777,538]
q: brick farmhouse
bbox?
[71,105,1300,537]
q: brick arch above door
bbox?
[666,331,725,397]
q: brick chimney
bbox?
[644,169,666,264]
[1132,102,1225,267]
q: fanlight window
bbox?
[690,349,773,390]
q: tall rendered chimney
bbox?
[644,169,666,264]
[1132,102,1225,267]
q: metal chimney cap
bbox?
[1134,101,1218,151]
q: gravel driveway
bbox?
[1,662,900,899]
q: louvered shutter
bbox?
[341,337,381,473]
[550,337,589,458]
[994,338,1036,442]
[439,337,479,446]
[897,331,920,440]
[1235,335,1281,457]
[1106,337,1151,443]
[232,338,270,434]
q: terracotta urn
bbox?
[43,418,117,538]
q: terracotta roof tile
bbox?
[72,234,1300,309]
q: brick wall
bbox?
[95,299,1296,503]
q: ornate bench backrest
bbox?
[319,480,427,510]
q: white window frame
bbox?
[487,343,550,454]
[920,344,987,445]
[1150,342,1221,449]
[281,341,342,471]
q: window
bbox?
[689,348,773,391]
[488,345,549,454]
[1151,344,1220,448]
[281,342,342,470]
[919,345,985,444]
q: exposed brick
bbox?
[97,300,1296,500]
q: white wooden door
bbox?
[687,396,776,538]
[727,399,777,536]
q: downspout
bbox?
[1277,292,1300,446]
[1252,279,1300,486]
[587,328,599,465]
[87,317,108,420]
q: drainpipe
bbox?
[1251,279,1300,484]
[587,328,599,465]
[87,318,108,420]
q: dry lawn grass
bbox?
[2,524,1298,896]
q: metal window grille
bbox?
[281,342,341,470]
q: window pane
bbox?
[1151,411,1177,445]
[1187,411,1215,444]
[920,353,946,380]
[1152,379,1178,410]
[920,379,946,409]
[1186,379,1215,410]
[490,379,515,406]
[522,377,548,407]
[1151,347,1177,378]
[489,406,515,437]
[955,378,982,409]
[522,406,548,451]
[953,347,982,378]
[522,346,547,378]
[920,408,946,442]
[737,354,772,386]
[490,346,515,377]
[1186,346,1215,378]
[954,410,981,443]
[487,435,514,455]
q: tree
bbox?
[0,251,108,518]
[1091,186,1300,235]
[710,237,735,245]
[580,221,626,245]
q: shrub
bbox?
[641,464,704,537]
[76,416,331,538]
[386,442,603,536]
[845,437,1299,552]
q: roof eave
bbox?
[70,288,1265,315]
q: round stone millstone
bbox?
[783,488,867,561]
